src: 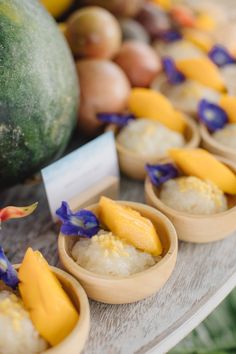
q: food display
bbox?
[3,0,236,351]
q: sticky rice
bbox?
[160,176,227,215]
[72,231,157,277]
[212,123,236,150]
[0,291,48,354]
[117,119,185,158]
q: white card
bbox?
[41,132,119,221]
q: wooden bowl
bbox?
[106,115,200,180]
[58,201,178,304]
[15,265,90,354]
[145,156,236,243]
[200,124,236,164]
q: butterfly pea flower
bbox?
[162,57,186,84]
[159,29,182,42]
[198,99,228,132]
[56,201,100,238]
[146,163,179,187]
[209,45,236,67]
[0,202,38,224]
[0,247,19,289]
[97,113,135,127]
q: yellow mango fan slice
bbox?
[219,95,236,123]
[19,248,79,347]
[99,196,163,256]
[128,88,186,133]
[194,13,216,32]
[169,148,236,195]
[176,58,225,92]
[183,29,213,52]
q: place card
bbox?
[42,132,120,221]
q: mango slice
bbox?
[19,248,79,346]
[194,13,216,31]
[219,95,236,123]
[176,58,225,92]
[128,88,187,133]
[183,29,213,52]
[99,196,163,256]
[169,148,236,194]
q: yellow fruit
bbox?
[128,88,186,133]
[176,57,225,92]
[99,196,163,256]
[19,248,79,346]
[194,13,216,32]
[183,29,213,52]
[219,95,236,123]
[41,0,74,18]
[169,148,236,194]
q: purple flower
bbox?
[159,30,182,43]
[0,247,19,289]
[56,201,100,238]
[162,57,186,84]
[209,45,236,67]
[146,163,179,187]
[198,99,228,132]
[97,113,135,127]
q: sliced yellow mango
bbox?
[169,148,236,194]
[99,196,163,256]
[19,248,79,347]
[128,88,187,133]
[176,58,225,92]
[194,13,216,32]
[183,29,213,52]
[219,95,236,123]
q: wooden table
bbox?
[1,177,236,354]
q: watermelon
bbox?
[0,0,79,187]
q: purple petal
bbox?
[209,45,236,67]
[0,247,19,289]
[56,201,73,223]
[57,202,100,238]
[198,99,228,132]
[146,163,179,187]
[162,57,186,84]
[97,113,136,127]
[159,30,182,43]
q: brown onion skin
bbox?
[66,7,121,59]
[77,0,144,17]
[76,59,131,136]
[114,41,162,87]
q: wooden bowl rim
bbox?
[58,201,178,283]
[14,265,90,353]
[107,115,200,162]
[200,123,236,156]
[145,155,236,220]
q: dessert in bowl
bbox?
[145,148,236,243]
[58,197,178,304]
[104,88,200,180]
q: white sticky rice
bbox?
[160,176,227,215]
[0,291,48,354]
[117,118,185,158]
[162,80,220,114]
[212,124,236,150]
[153,39,204,61]
[72,231,157,277]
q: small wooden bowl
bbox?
[200,124,236,164]
[58,201,178,304]
[145,156,236,243]
[15,265,90,354]
[106,115,200,180]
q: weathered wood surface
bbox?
[1,177,236,354]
